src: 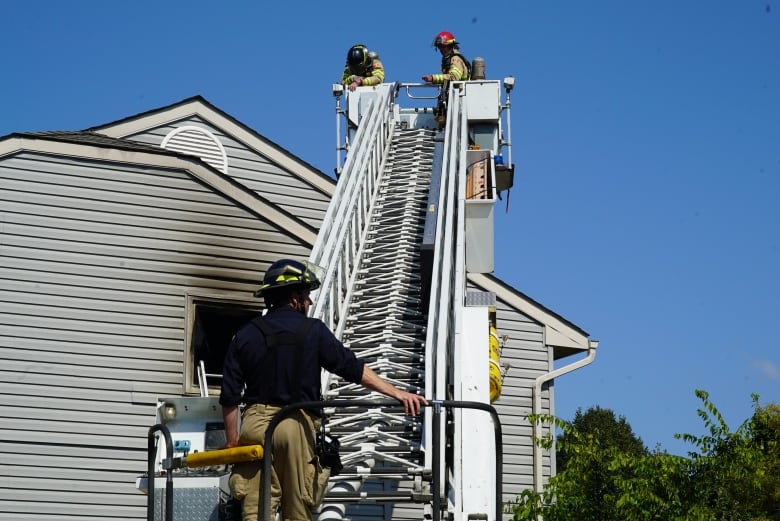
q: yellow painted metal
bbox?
[489,325,503,402]
[185,444,264,468]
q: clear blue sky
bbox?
[2,1,778,456]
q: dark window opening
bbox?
[191,302,263,388]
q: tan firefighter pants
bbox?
[229,404,329,521]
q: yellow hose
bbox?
[185,444,264,468]
[489,325,503,402]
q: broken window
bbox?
[185,297,263,394]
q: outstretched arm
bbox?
[423,55,468,84]
[360,366,428,416]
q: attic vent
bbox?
[161,125,228,174]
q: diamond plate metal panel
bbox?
[153,487,220,521]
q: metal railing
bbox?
[259,400,502,521]
[146,425,174,521]
[309,83,396,338]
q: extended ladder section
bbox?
[312,86,429,519]
[310,80,513,521]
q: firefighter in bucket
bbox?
[422,31,472,127]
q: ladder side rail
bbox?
[449,84,472,520]
[444,86,472,506]
[422,83,468,480]
[310,85,394,330]
[329,105,393,342]
[318,85,391,240]
[309,87,383,291]
[310,85,390,270]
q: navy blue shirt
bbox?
[219,306,365,408]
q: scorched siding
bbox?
[0,149,310,520]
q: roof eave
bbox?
[88,96,337,196]
[467,272,591,357]
[0,135,318,246]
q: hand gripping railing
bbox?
[309,83,397,338]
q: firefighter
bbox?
[422,31,471,127]
[220,259,426,521]
[342,44,385,91]
[421,30,471,84]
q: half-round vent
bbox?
[161,125,228,174]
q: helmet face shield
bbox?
[254,259,323,296]
[301,261,323,291]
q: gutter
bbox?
[532,340,599,493]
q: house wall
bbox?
[0,150,310,520]
[0,123,569,520]
[121,115,333,228]
[466,281,554,507]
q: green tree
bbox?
[509,392,780,521]
[509,412,659,521]
[675,391,780,520]
[556,405,646,471]
[751,402,780,516]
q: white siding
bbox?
[0,151,311,520]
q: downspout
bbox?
[532,339,598,493]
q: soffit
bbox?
[467,272,591,357]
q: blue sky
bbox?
[2,1,778,455]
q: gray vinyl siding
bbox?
[121,115,333,228]
[467,281,554,508]
[0,151,310,520]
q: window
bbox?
[184,295,264,395]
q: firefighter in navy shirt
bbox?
[220,259,426,521]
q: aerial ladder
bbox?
[140,77,515,521]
